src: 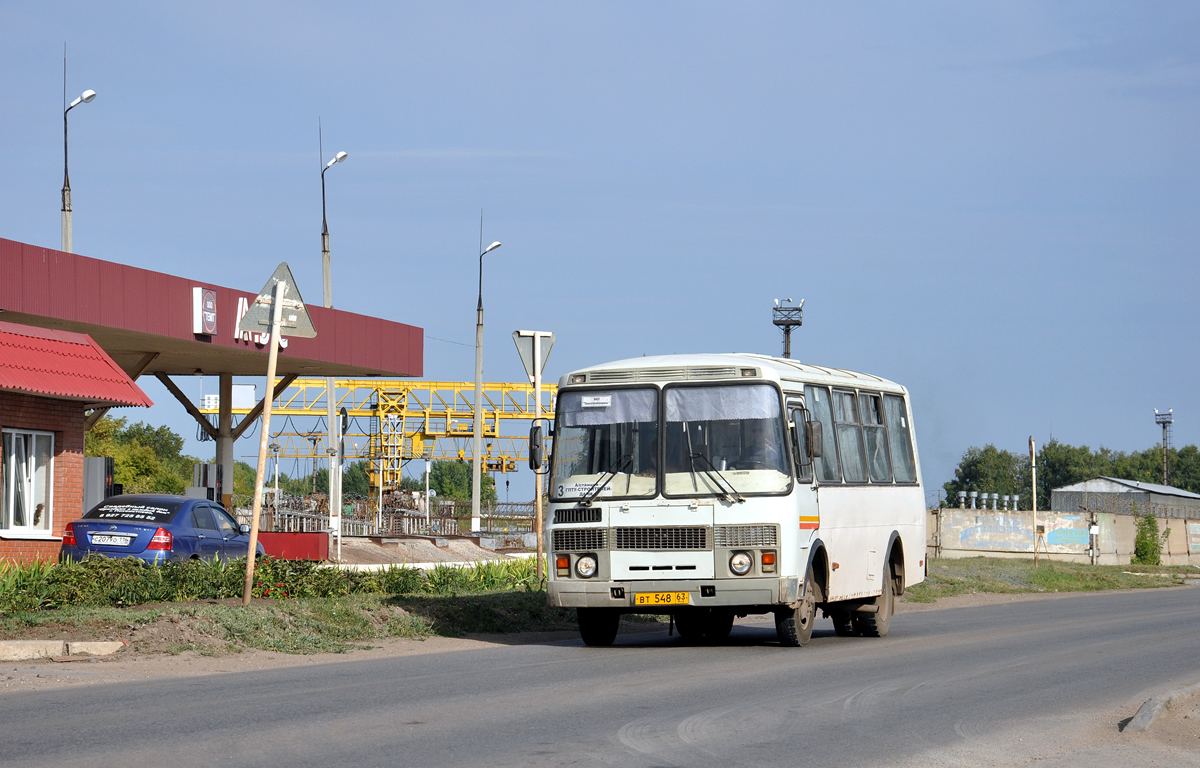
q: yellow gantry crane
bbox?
[198,379,556,491]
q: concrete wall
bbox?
[927,508,1196,566]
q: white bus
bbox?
[534,353,926,647]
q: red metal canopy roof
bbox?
[0,238,422,378]
[0,321,153,408]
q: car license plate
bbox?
[634,591,690,606]
[90,535,132,546]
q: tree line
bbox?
[942,440,1200,510]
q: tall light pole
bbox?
[61,72,96,254]
[320,146,348,552]
[321,149,347,308]
[471,238,502,532]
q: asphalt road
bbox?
[3,588,1199,767]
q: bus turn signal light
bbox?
[761,552,776,573]
[556,556,570,577]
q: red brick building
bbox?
[0,321,152,562]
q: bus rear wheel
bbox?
[674,609,735,642]
[674,610,706,641]
[776,566,822,647]
[704,610,735,641]
[577,608,620,647]
[830,610,858,637]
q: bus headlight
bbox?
[575,554,598,578]
[729,551,753,576]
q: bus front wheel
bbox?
[577,608,620,647]
[776,566,822,647]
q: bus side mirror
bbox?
[806,420,823,458]
[790,422,812,468]
[529,424,544,471]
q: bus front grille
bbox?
[553,528,607,552]
[613,526,711,551]
[714,524,779,548]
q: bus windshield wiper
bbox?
[689,452,745,504]
[579,454,633,507]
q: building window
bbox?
[2,429,55,534]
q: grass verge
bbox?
[0,591,576,655]
[906,557,1195,603]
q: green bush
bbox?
[1132,503,1166,566]
[0,556,541,613]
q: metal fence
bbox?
[231,491,534,538]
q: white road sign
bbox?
[512,330,555,384]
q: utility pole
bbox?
[1029,435,1037,544]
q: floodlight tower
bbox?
[772,298,804,359]
[1155,408,1173,485]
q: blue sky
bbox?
[3,3,1198,502]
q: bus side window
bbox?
[804,385,841,483]
[789,407,812,482]
[832,390,867,483]
[883,394,917,482]
[859,393,893,483]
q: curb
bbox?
[1126,680,1200,732]
[0,640,126,662]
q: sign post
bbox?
[239,263,315,606]
[513,330,555,579]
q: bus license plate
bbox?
[91,535,131,546]
[634,591,690,606]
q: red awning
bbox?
[0,321,153,408]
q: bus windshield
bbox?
[663,384,792,497]
[551,388,658,500]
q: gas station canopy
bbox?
[0,238,422,379]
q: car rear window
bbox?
[83,500,185,524]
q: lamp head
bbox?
[482,241,502,256]
[325,151,348,169]
[81,89,97,103]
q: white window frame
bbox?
[1,428,57,540]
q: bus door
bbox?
[788,400,820,577]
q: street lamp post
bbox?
[320,149,348,556]
[61,87,96,253]
[471,240,502,532]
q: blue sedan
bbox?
[61,494,266,564]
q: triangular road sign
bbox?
[512,330,555,384]
[237,262,317,338]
